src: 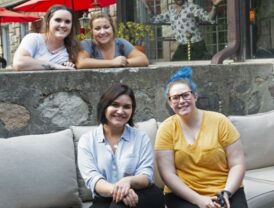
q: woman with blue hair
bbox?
[155,67,248,208]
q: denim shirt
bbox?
[77,124,154,198]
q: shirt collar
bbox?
[96,124,131,143]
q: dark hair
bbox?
[0,57,7,68]
[174,0,185,5]
[89,13,116,38]
[42,4,81,63]
[165,66,198,97]
[97,83,136,126]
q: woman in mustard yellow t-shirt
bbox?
[155,66,248,208]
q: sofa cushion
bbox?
[71,118,164,202]
[0,129,82,208]
[244,167,274,208]
[245,167,274,184]
[244,178,274,208]
[82,202,93,208]
[71,125,96,202]
[229,110,274,170]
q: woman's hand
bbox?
[51,62,75,70]
[112,56,128,67]
[222,193,231,208]
[122,188,139,207]
[112,177,131,203]
[62,61,76,69]
[196,195,220,208]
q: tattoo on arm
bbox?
[42,64,56,70]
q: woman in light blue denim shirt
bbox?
[78,83,165,208]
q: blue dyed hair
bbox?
[165,66,197,96]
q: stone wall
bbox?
[1,63,274,138]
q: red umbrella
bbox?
[0,7,40,23]
[13,0,117,12]
[0,7,41,57]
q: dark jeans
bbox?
[90,184,165,208]
[171,40,211,61]
[165,187,248,208]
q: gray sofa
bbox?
[229,110,274,208]
[1,111,274,208]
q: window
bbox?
[251,0,274,59]
[133,0,228,61]
[2,25,11,65]
[20,23,29,39]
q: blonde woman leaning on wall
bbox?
[76,13,149,69]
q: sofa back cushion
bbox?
[71,118,164,202]
[0,129,82,208]
[71,125,96,202]
[229,110,274,170]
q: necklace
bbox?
[47,45,65,55]
[45,36,65,54]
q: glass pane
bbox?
[134,0,228,61]
[253,0,274,59]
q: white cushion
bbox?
[245,167,274,184]
[244,178,274,208]
[229,110,274,170]
[0,129,81,208]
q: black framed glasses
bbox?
[168,91,193,103]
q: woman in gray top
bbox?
[13,5,81,71]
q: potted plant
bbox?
[117,21,154,52]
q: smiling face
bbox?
[104,94,133,129]
[48,9,72,40]
[168,82,197,117]
[91,17,114,45]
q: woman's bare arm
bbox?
[126,48,149,67]
[13,48,73,71]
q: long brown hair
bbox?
[42,4,81,63]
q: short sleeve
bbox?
[155,117,176,150]
[81,39,92,57]
[218,115,240,147]
[17,33,41,57]
[115,38,134,57]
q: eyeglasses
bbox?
[168,91,193,103]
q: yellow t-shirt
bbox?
[155,110,240,195]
